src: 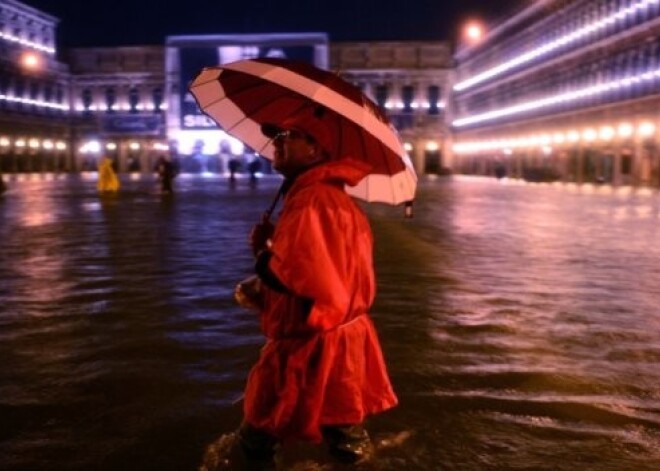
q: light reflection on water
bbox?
[0,174,659,470]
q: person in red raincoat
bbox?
[234,107,398,465]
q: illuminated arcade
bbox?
[449,0,660,186]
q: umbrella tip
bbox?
[404,201,414,218]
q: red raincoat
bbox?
[243,158,398,442]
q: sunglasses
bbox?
[273,129,311,142]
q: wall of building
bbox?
[451,0,660,187]
[330,41,452,174]
[0,0,70,173]
[163,33,330,175]
[66,46,167,172]
[0,1,454,178]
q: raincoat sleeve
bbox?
[268,194,352,331]
[255,250,290,294]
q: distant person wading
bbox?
[154,155,178,194]
[97,156,120,193]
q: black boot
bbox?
[237,423,278,468]
[322,424,374,464]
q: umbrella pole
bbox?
[263,181,286,221]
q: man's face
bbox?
[272,129,322,178]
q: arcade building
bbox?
[449,0,660,186]
[5,0,660,188]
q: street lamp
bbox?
[20,51,43,72]
[464,21,485,44]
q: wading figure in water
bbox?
[202,108,398,469]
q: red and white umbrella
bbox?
[189,58,417,206]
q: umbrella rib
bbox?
[376,132,397,205]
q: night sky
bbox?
[26,0,524,48]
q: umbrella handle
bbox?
[404,201,414,218]
[264,181,286,220]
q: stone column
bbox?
[633,136,646,185]
[575,146,584,183]
[612,145,622,186]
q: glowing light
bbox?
[0,31,55,54]
[80,141,102,153]
[464,22,484,43]
[0,137,10,147]
[229,138,244,155]
[453,67,660,127]
[0,94,68,110]
[425,141,439,151]
[599,126,615,141]
[152,143,169,151]
[129,142,141,150]
[106,142,117,150]
[28,138,40,149]
[175,129,244,155]
[618,123,634,138]
[452,117,660,154]
[21,52,43,71]
[583,129,597,141]
[42,140,54,150]
[403,142,413,152]
[638,122,656,137]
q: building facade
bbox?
[6,0,660,187]
[0,0,454,177]
[66,46,167,172]
[164,33,329,175]
[330,41,452,174]
[450,0,660,186]
[0,0,70,173]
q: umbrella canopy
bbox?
[189,58,417,206]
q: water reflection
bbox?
[0,175,659,470]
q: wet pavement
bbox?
[1,173,659,470]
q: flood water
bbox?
[1,173,659,470]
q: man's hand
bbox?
[249,213,275,256]
[234,275,264,310]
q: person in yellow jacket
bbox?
[97,156,120,192]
